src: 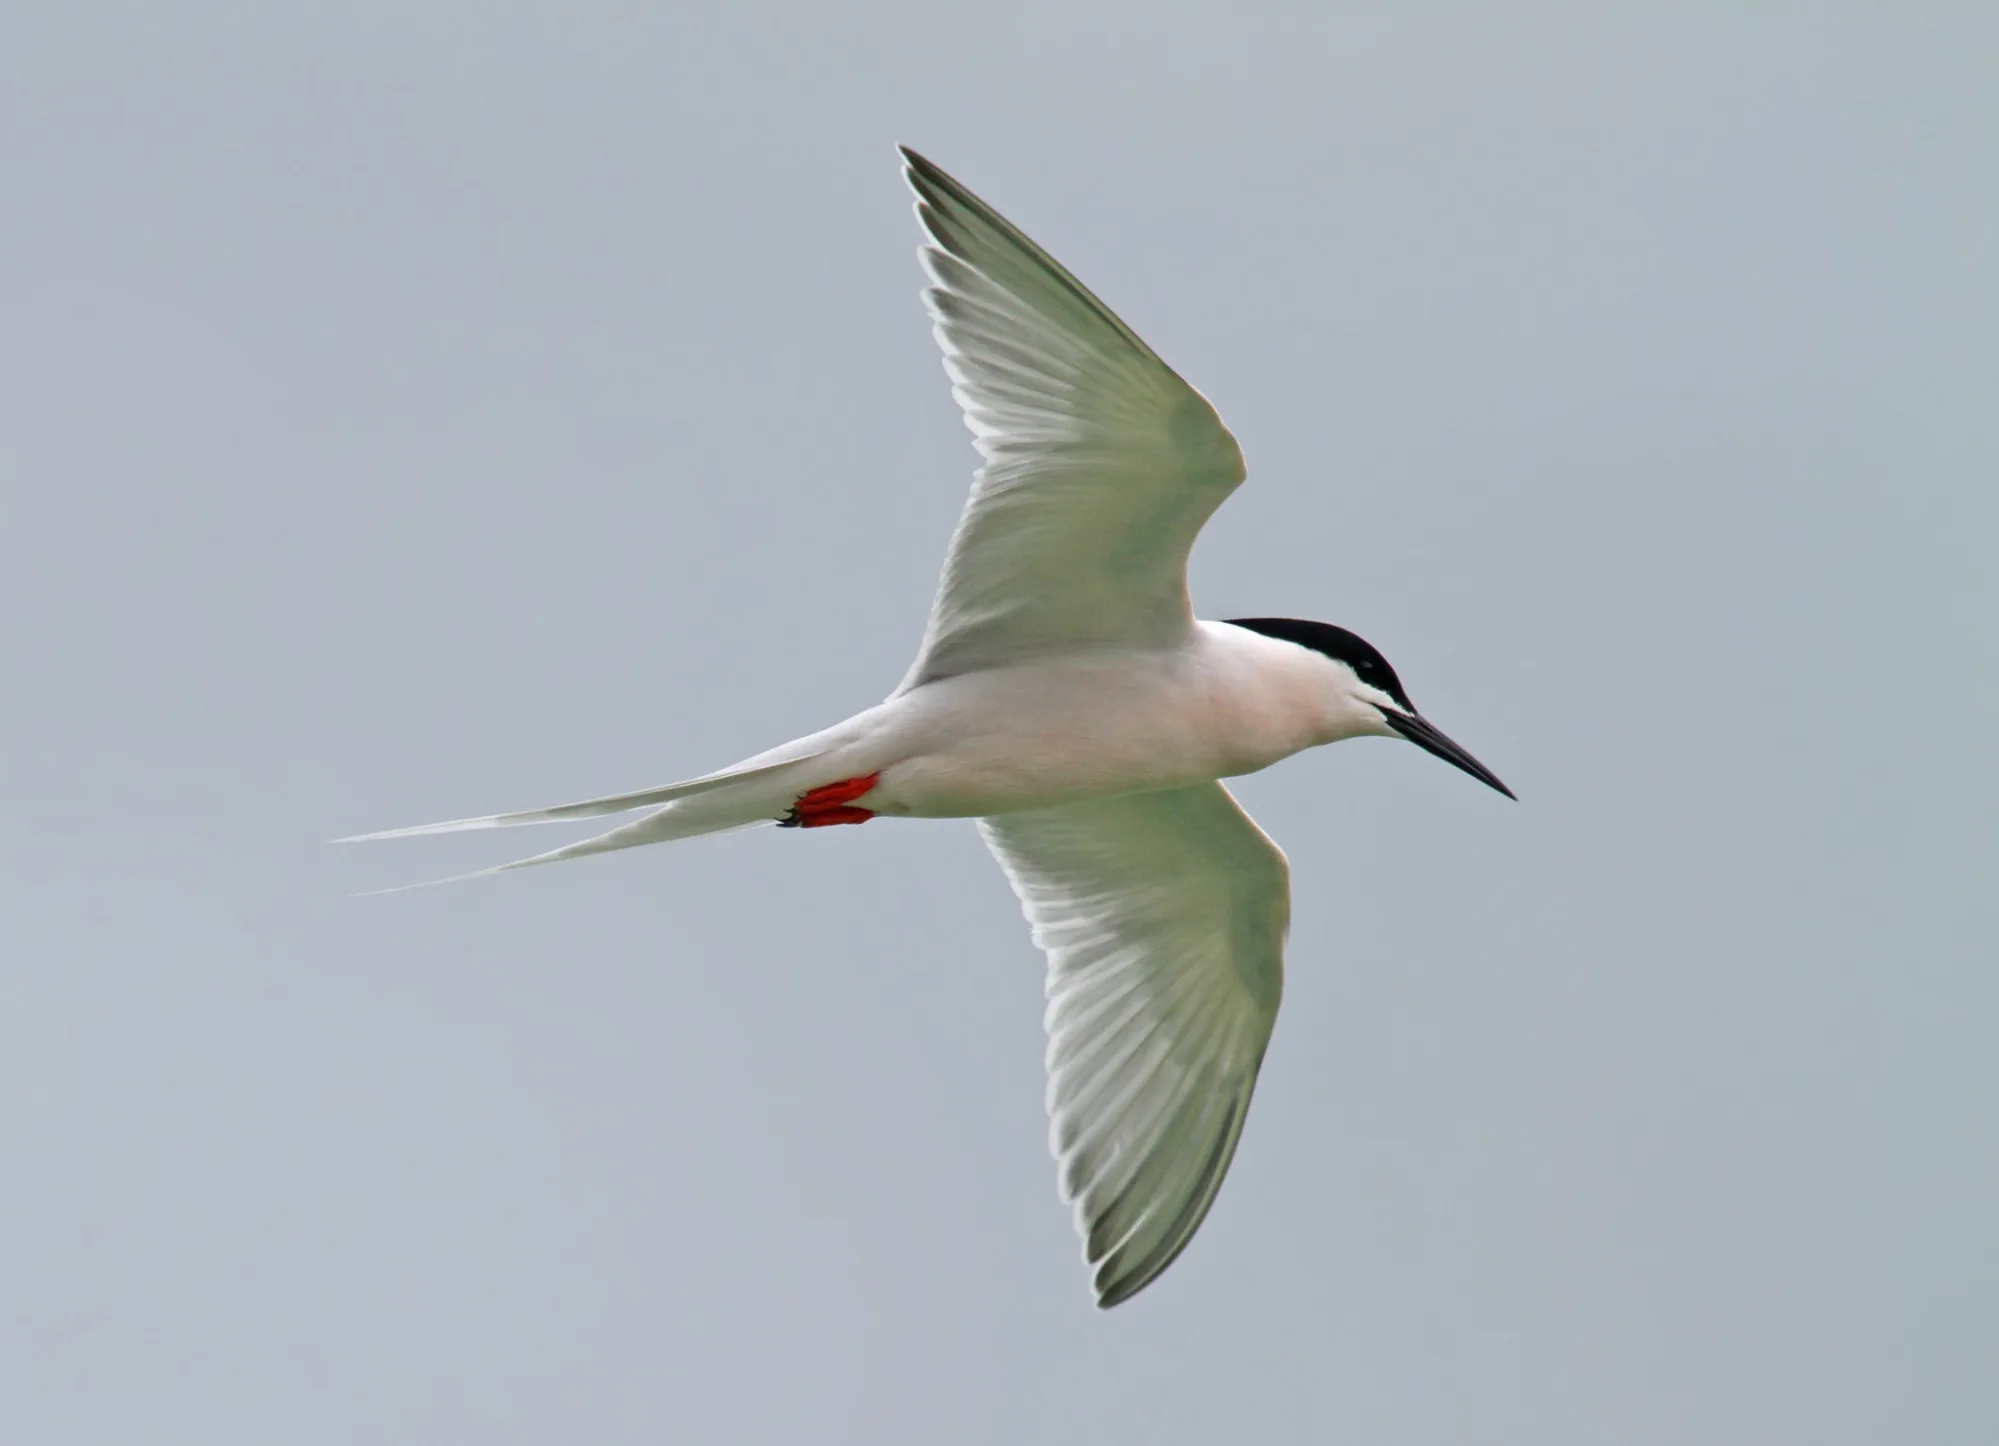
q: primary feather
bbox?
[896,147,1246,687]
[981,783,1286,1307]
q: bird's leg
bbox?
[778,773,882,829]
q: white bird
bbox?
[344,148,1513,1308]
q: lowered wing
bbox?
[979,783,1288,1307]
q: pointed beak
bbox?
[1383,711,1516,800]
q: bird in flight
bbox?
[345,148,1514,1308]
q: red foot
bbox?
[779,773,882,829]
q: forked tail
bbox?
[333,754,813,843]
[338,744,835,893]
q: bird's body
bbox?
[347,148,1512,1307]
[787,622,1368,822]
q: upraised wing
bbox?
[897,148,1246,690]
[979,783,1288,1307]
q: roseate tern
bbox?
[344,148,1514,1307]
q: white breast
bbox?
[859,623,1349,819]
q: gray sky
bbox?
[2,4,1993,1442]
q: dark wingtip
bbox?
[898,147,977,218]
[1093,1271,1135,1310]
[898,145,943,185]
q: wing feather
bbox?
[898,149,1246,688]
[979,783,1288,1307]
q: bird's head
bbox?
[1225,617,1516,799]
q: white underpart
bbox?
[344,150,1398,1307]
[858,624,1378,819]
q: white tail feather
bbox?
[355,804,771,894]
[332,754,815,844]
[344,742,840,892]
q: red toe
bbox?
[781,772,882,829]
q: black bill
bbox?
[1383,712,1516,800]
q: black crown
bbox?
[1224,618,1414,713]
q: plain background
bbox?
[2,5,1993,1442]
